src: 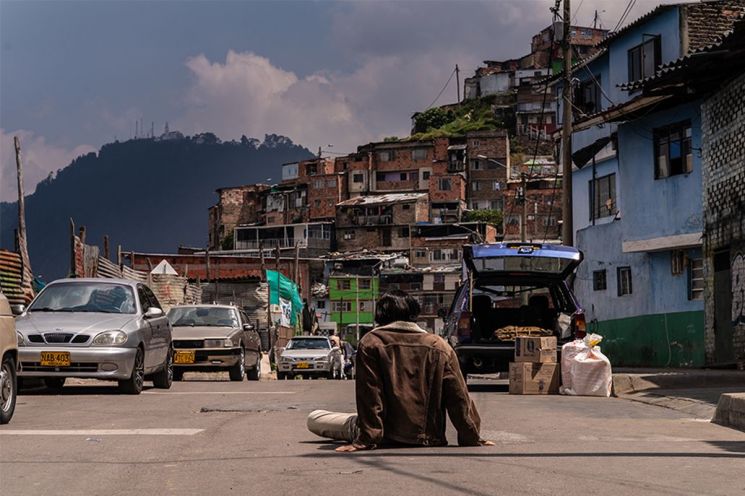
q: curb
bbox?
[612,370,745,395]
[712,393,745,432]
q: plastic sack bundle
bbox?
[559,334,612,397]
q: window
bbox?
[314,199,321,207]
[471,159,482,170]
[353,173,364,183]
[358,279,371,290]
[671,250,685,275]
[593,270,607,291]
[471,181,481,192]
[492,181,501,191]
[628,36,661,82]
[589,173,617,220]
[415,249,426,258]
[333,301,352,312]
[343,231,355,240]
[490,199,504,210]
[688,258,704,300]
[316,300,326,309]
[402,204,411,210]
[359,301,371,312]
[438,178,452,191]
[378,150,395,162]
[338,279,351,290]
[410,282,422,291]
[326,179,336,188]
[400,172,408,181]
[411,149,427,161]
[399,227,410,238]
[575,76,601,115]
[654,121,693,178]
[617,267,632,296]
[376,172,386,182]
[313,180,324,189]
[422,170,431,180]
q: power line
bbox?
[426,67,457,110]
[612,0,637,33]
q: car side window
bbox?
[136,286,147,312]
[240,310,250,326]
[143,286,163,311]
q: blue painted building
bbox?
[556,1,745,367]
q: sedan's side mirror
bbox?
[144,307,164,319]
[243,323,255,331]
[10,304,25,316]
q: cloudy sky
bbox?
[0,0,681,201]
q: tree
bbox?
[413,107,456,133]
[463,209,503,228]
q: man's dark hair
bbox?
[375,290,421,326]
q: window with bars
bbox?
[593,270,607,291]
[333,301,352,312]
[411,149,427,161]
[688,258,704,300]
[353,173,364,183]
[358,279,371,290]
[338,279,351,290]
[589,173,617,220]
[438,178,452,191]
[654,121,693,178]
[377,150,395,162]
[575,76,602,115]
[617,267,632,296]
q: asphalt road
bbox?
[1,374,744,496]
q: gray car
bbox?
[277,336,333,380]
[167,304,262,381]
[15,278,173,394]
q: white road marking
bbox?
[0,429,204,436]
[142,391,296,395]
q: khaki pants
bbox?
[307,410,358,442]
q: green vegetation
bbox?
[463,209,503,227]
[410,96,504,140]
[220,233,234,251]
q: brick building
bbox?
[208,184,270,250]
[336,193,429,253]
[502,157,562,242]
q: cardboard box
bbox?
[509,362,560,395]
[515,336,557,363]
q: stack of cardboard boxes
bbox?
[509,336,560,394]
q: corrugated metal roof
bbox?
[337,193,427,207]
[0,250,27,305]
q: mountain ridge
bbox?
[0,132,314,280]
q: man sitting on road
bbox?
[307,290,493,451]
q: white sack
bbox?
[560,340,612,397]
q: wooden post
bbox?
[103,235,110,261]
[70,218,77,277]
[259,240,266,282]
[14,137,33,298]
[79,226,86,244]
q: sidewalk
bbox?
[612,368,745,430]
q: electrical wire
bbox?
[613,0,637,33]
[426,67,457,110]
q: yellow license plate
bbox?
[40,351,71,367]
[296,362,310,369]
[174,351,195,364]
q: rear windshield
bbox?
[472,256,574,275]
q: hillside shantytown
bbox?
[2,1,745,495]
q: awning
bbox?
[571,136,611,169]
[622,232,702,253]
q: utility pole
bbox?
[455,64,461,103]
[520,174,528,242]
[593,9,599,29]
[14,137,33,300]
[561,0,574,246]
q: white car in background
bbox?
[0,291,17,423]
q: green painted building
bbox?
[328,275,379,330]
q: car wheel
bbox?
[246,355,261,381]
[277,372,286,380]
[0,355,17,424]
[119,348,145,395]
[229,347,245,382]
[152,348,173,389]
[44,377,66,392]
[173,369,184,381]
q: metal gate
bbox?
[713,251,734,364]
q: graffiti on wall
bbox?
[734,252,745,325]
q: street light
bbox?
[476,155,527,242]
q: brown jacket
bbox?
[354,321,482,448]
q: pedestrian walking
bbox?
[307,290,493,451]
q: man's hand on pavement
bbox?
[335,443,371,453]
[479,440,495,446]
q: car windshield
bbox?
[28,282,136,314]
[286,338,330,350]
[167,307,239,327]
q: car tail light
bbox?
[572,312,587,339]
[457,311,471,339]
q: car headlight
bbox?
[204,338,232,348]
[17,332,24,346]
[92,330,127,346]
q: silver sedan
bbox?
[15,278,173,394]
